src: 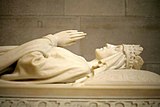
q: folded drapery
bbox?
[1,47,91,83]
[0,38,56,74]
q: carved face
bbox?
[95,44,123,60]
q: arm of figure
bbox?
[45,30,86,47]
[0,46,18,55]
[0,38,53,74]
[0,30,86,74]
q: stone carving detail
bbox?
[0,97,159,107]
[0,30,146,84]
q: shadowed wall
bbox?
[0,0,160,74]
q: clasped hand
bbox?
[53,30,86,47]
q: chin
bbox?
[95,50,102,60]
[95,50,99,59]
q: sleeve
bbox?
[0,34,58,74]
[1,51,49,80]
[0,46,18,55]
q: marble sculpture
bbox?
[0,30,159,84]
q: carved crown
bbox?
[123,44,144,69]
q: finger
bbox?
[70,33,86,38]
[71,36,85,41]
[69,32,86,35]
[70,33,87,37]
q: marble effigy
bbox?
[0,30,159,107]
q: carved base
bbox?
[0,84,160,107]
[0,97,160,107]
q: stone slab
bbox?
[0,84,159,107]
[0,70,159,107]
[0,84,159,98]
[126,0,160,17]
[65,0,125,16]
[0,0,64,15]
